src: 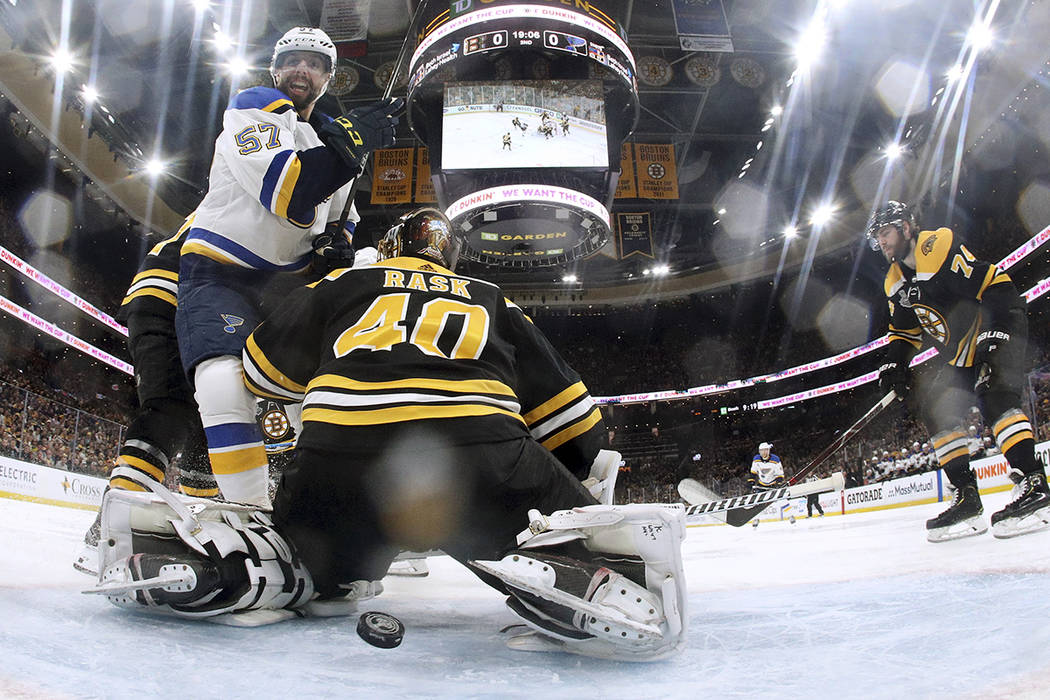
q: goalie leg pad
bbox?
[476,503,687,661]
[88,487,313,619]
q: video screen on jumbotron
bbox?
[441,79,608,170]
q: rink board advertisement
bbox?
[686,440,1049,526]
[0,454,105,510]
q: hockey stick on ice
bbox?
[682,390,898,527]
[331,0,427,237]
[679,472,844,513]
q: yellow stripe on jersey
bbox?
[273,154,302,219]
[180,240,241,265]
[976,267,1012,300]
[129,268,179,285]
[522,381,587,426]
[887,324,923,350]
[950,315,981,366]
[307,373,516,398]
[261,98,295,113]
[302,403,527,427]
[121,288,177,307]
[884,264,905,298]
[116,455,165,483]
[148,213,195,256]
[179,484,221,497]
[245,335,309,394]
[209,446,268,475]
[993,411,1034,453]
[541,407,603,451]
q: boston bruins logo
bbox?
[921,233,937,256]
[913,304,948,345]
[261,409,291,440]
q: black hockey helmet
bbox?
[865,200,917,250]
[377,207,462,270]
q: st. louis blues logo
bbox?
[220,314,245,334]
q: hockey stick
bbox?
[331,0,427,238]
[678,472,844,512]
[680,390,896,527]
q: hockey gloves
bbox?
[973,329,1012,396]
[878,361,910,402]
[319,97,404,175]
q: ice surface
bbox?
[1,492,1048,699]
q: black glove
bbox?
[973,329,1011,394]
[878,361,910,401]
[319,97,404,174]
[311,223,355,274]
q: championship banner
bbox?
[320,0,371,57]
[616,211,654,259]
[414,147,437,203]
[614,142,637,199]
[635,144,679,200]
[370,148,415,205]
[671,0,733,52]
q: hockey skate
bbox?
[991,470,1050,539]
[926,483,987,542]
[72,507,102,577]
[471,503,687,662]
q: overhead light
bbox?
[809,203,835,226]
[224,56,251,77]
[717,208,726,215]
[191,0,210,10]
[946,64,964,82]
[885,142,904,160]
[80,84,98,104]
[561,274,577,283]
[966,20,994,51]
[144,158,167,176]
[794,15,826,71]
[782,225,798,238]
[770,105,783,117]
[755,140,763,150]
[761,123,773,132]
[48,48,75,74]
[213,29,234,53]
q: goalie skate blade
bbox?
[505,630,569,655]
[205,609,300,627]
[992,507,1050,539]
[926,516,988,543]
[470,559,662,640]
[72,544,99,578]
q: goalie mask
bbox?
[865,200,917,250]
[377,208,463,271]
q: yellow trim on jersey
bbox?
[914,228,954,277]
[884,263,905,298]
[116,455,165,482]
[130,268,179,285]
[179,484,220,497]
[302,403,527,427]
[950,315,981,367]
[180,240,241,265]
[541,407,603,451]
[273,154,303,219]
[246,335,309,394]
[121,288,177,307]
[307,373,516,397]
[110,476,149,492]
[209,446,268,475]
[522,381,587,426]
[887,326,923,350]
[1000,429,1033,453]
[148,213,195,256]
[975,266,1012,300]
[261,98,295,113]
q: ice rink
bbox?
[442,110,608,170]
[1,491,1048,699]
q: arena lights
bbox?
[143,158,167,177]
[809,203,835,227]
[884,142,904,161]
[966,20,994,52]
[770,105,783,117]
[48,48,75,74]
[212,29,234,54]
[793,14,827,72]
[80,84,98,104]
[561,274,578,283]
[782,225,798,238]
[191,0,210,11]
[946,64,964,83]
[224,56,251,78]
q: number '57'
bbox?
[234,123,281,154]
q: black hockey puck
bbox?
[356,611,405,649]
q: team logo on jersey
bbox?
[913,304,948,345]
[921,234,937,256]
[220,314,245,334]
[261,409,291,440]
[897,285,920,308]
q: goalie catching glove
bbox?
[319,97,404,175]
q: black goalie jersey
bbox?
[884,227,1021,367]
[117,214,194,329]
[241,256,604,475]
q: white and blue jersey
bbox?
[750,453,784,488]
[183,86,359,272]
